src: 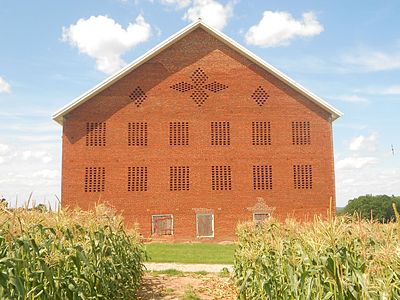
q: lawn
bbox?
[145,243,236,264]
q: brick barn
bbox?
[53,20,342,241]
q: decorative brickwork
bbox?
[293,164,313,189]
[128,122,147,146]
[169,122,189,146]
[292,121,311,145]
[170,166,190,191]
[84,167,105,192]
[252,122,271,145]
[211,166,232,191]
[211,121,230,145]
[253,165,273,190]
[86,122,106,146]
[128,166,148,192]
[170,68,228,107]
[129,87,147,107]
[252,86,269,106]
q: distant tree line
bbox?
[341,194,400,222]
[0,198,48,212]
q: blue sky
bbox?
[0,0,399,208]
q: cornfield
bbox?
[235,213,400,299]
[0,204,145,299]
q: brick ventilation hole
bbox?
[84,167,105,192]
[211,121,230,145]
[128,122,148,146]
[212,166,232,191]
[128,167,148,192]
[252,122,271,145]
[86,122,106,147]
[129,86,147,107]
[293,165,313,189]
[170,68,228,107]
[170,166,190,191]
[169,122,189,146]
[251,86,270,106]
[292,121,311,145]
[253,165,273,190]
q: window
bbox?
[252,122,271,145]
[169,122,189,145]
[196,214,214,237]
[86,122,106,146]
[152,214,173,235]
[211,121,230,145]
[169,166,190,191]
[253,165,273,190]
[293,164,313,189]
[128,167,148,192]
[211,166,232,191]
[292,121,311,145]
[253,212,271,222]
[128,122,147,146]
[84,167,105,192]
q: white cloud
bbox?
[183,0,234,30]
[22,151,52,164]
[160,0,191,8]
[32,169,59,179]
[336,156,378,170]
[62,15,151,74]
[329,94,369,103]
[336,167,400,206]
[0,143,12,165]
[343,50,400,71]
[348,133,378,152]
[0,144,10,155]
[0,76,11,93]
[245,11,323,47]
[381,85,400,95]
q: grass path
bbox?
[145,243,236,264]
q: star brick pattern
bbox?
[170,68,228,107]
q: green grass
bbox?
[145,243,235,264]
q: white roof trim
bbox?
[52,20,343,125]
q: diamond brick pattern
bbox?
[252,86,269,106]
[129,86,147,107]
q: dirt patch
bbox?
[137,273,237,299]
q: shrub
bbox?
[0,205,145,299]
[234,216,400,299]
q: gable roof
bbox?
[52,20,343,125]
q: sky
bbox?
[0,0,399,208]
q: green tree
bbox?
[0,197,7,208]
[34,203,48,212]
[342,194,400,222]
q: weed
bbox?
[181,285,200,300]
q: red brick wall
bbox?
[61,28,336,241]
